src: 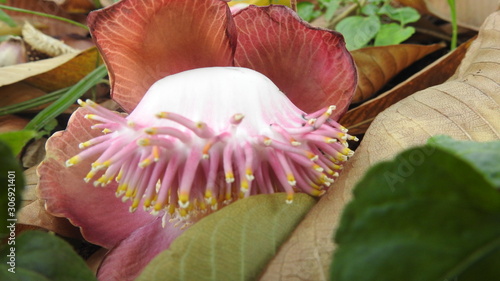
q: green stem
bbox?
[25,64,108,131]
[0,4,89,30]
[447,0,457,50]
[0,87,69,116]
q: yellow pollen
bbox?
[240,180,249,191]
[130,199,140,212]
[84,170,97,182]
[168,204,176,215]
[246,168,254,180]
[286,193,294,204]
[153,202,163,212]
[311,189,326,196]
[313,164,323,172]
[84,114,96,120]
[143,198,152,209]
[102,128,112,134]
[307,152,318,161]
[204,191,213,199]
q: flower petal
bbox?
[233,6,357,119]
[88,0,237,112]
[96,218,184,281]
[37,108,156,248]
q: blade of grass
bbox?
[0,87,69,116]
[0,8,16,27]
[447,0,457,50]
[25,64,107,131]
[0,4,88,30]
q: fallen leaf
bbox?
[3,0,88,37]
[137,193,316,281]
[424,0,499,31]
[22,137,47,168]
[260,10,500,281]
[0,82,48,110]
[24,47,101,91]
[351,43,445,104]
[0,114,29,132]
[341,37,473,135]
[0,47,100,91]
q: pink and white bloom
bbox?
[37,0,357,280]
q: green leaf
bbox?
[318,0,340,21]
[0,8,16,27]
[374,23,415,46]
[378,5,420,25]
[0,141,24,238]
[25,64,107,132]
[297,2,321,22]
[336,15,380,50]
[0,231,97,280]
[361,3,379,16]
[428,135,500,188]
[137,193,316,281]
[0,130,38,156]
[331,139,500,281]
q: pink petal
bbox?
[88,0,237,112]
[97,218,184,281]
[37,108,156,248]
[233,6,357,119]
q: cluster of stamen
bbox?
[66,99,357,225]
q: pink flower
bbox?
[37,0,357,280]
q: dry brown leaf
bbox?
[0,82,47,109]
[0,47,100,91]
[0,114,29,132]
[24,47,101,91]
[342,37,473,135]
[4,0,88,37]
[400,0,499,30]
[351,43,445,104]
[261,10,500,281]
[22,137,47,168]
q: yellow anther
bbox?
[115,170,123,182]
[311,189,326,196]
[102,128,112,134]
[65,156,81,167]
[225,192,232,201]
[246,168,254,181]
[178,193,190,208]
[156,112,168,118]
[179,208,188,218]
[77,99,86,107]
[137,138,151,146]
[145,127,157,135]
[84,114,96,120]
[225,172,235,183]
[307,152,318,161]
[326,137,337,143]
[240,180,249,192]
[153,202,163,213]
[286,193,294,204]
[139,158,152,168]
[287,174,296,186]
[313,164,324,172]
[168,204,176,215]
[130,199,140,212]
[152,146,160,161]
[84,170,97,182]
[79,141,92,149]
[239,191,245,199]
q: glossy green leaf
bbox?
[378,5,420,25]
[428,135,500,188]
[138,193,316,281]
[331,138,500,281]
[374,23,415,46]
[0,130,38,155]
[0,141,24,237]
[0,231,97,280]
[336,15,380,50]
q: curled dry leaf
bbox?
[342,37,473,135]
[351,43,445,104]
[22,22,78,57]
[261,10,500,281]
